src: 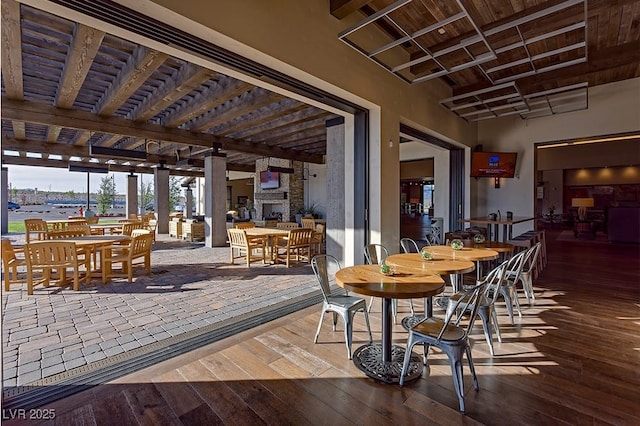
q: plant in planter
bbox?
[379,262,395,276]
[450,239,464,250]
[420,248,435,260]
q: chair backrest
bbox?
[121,222,145,236]
[287,228,313,247]
[24,219,48,242]
[235,222,256,230]
[48,224,90,239]
[364,243,388,265]
[130,232,154,257]
[131,229,151,238]
[263,219,278,228]
[2,239,19,265]
[400,238,420,253]
[227,228,249,248]
[311,254,342,301]
[504,249,527,283]
[301,217,316,229]
[277,222,299,229]
[522,242,542,274]
[440,281,486,340]
[25,241,79,269]
[479,260,509,305]
[85,216,99,225]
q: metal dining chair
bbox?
[311,254,372,359]
[364,243,399,322]
[400,280,486,413]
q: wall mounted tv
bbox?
[470,151,518,178]
[259,171,280,189]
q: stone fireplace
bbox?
[253,158,304,222]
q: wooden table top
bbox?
[335,264,445,299]
[244,228,291,237]
[471,241,514,253]
[425,245,500,261]
[459,216,536,225]
[49,235,130,247]
[385,253,476,275]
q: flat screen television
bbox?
[470,151,517,178]
[259,171,280,189]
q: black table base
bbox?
[352,343,423,384]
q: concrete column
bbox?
[1,167,8,234]
[326,119,346,264]
[185,188,193,219]
[154,167,170,234]
[126,174,138,218]
[204,152,227,247]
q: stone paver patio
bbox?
[1,234,319,390]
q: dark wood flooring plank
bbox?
[177,360,267,425]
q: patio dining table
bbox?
[49,235,130,280]
[335,264,445,384]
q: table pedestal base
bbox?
[352,344,423,384]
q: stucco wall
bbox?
[477,78,640,237]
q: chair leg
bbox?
[362,308,373,343]
[343,311,353,359]
[332,312,338,331]
[367,296,375,313]
[465,344,479,391]
[478,308,495,356]
[444,346,467,412]
[314,308,326,344]
[491,308,502,344]
[399,334,419,387]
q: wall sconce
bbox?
[301,167,317,181]
[388,138,394,148]
[494,177,500,188]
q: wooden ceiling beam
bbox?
[1,0,24,100]
[162,76,252,128]
[2,98,219,148]
[56,24,105,109]
[2,0,27,141]
[93,45,168,116]
[0,155,204,177]
[1,100,325,163]
[131,63,215,123]
[189,88,284,132]
[214,99,306,136]
[230,108,330,140]
[0,137,255,173]
[330,0,372,19]
[452,41,640,96]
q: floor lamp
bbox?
[572,198,594,221]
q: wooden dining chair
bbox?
[101,232,153,284]
[25,241,90,294]
[274,228,313,267]
[276,221,300,229]
[226,228,266,267]
[24,218,49,243]
[300,217,316,229]
[2,239,28,291]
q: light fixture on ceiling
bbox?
[437,27,446,34]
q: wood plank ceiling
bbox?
[1,1,337,177]
[333,0,640,121]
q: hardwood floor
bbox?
[6,228,639,425]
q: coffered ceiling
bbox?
[333,0,640,120]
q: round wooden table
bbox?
[424,245,499,283]
[335,264,445,384]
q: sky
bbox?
[6,165,140,194]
